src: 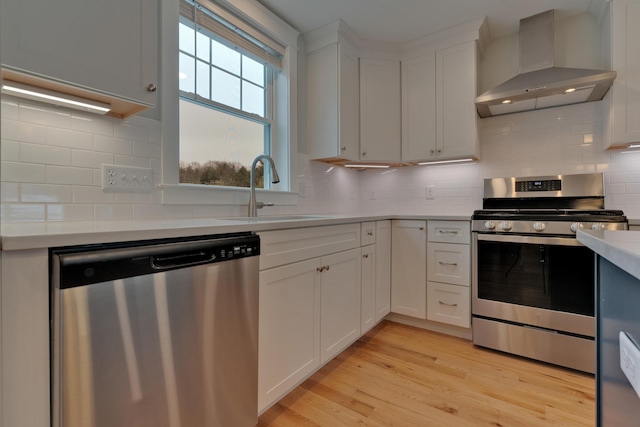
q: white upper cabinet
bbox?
[606,0,640,148]
[1,0,158,118]
[306,25,360,162]
[359,58,402,162]
[402,53,437,162]
[436,41,479,160]
[402,41,479,162]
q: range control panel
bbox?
[515,179,562,192]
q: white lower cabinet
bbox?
[360,244,376,333]
[258,224,364,413]
[258,258,320,412]
[426,281,470,328]
[374,221,391,322]
[320,248,362,364]
[391,220,427,318]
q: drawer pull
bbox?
[367,231,374,236]
[438,230,458,235]
[419,227,425,231]
[439,301,458,307]
[316,265,331,272]
[438,261,458,266]
[363,254,369,259]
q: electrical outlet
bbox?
[425,184,435,200]
[102,164,153,192]
[620,331,640,399]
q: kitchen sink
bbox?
[217,215,333,222]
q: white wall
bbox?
[359,99,640,219]
[4,94,640,223]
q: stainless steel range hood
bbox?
[475,10,616,118]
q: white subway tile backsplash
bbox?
[47,204,94,222]
[46,127,93,149]
[46,165,94,186]
[1,183,19,202]
[71,114,114,136]
[73,186,115,204]
[21,143,72,166]
[93,134,133,155]
[114,121,150,142]
[19,104,71,128]
[3,94,640,224]
[1,140,20,161]
[1,119,47,144]
[133,141,161,159]
[21,184,72,203]
[94,204,133,221]
[1,162,46,183]
[71,149,114,169]
[1,203,46,222]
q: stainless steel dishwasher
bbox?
[50,233,260,427]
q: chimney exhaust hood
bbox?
[475,9,616,118]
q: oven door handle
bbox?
[476,233,584,247]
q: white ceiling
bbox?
[257,0,605,43]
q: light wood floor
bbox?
[258,320,595,427]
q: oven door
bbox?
[472,233,595,337]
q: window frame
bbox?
[160,0,299,206]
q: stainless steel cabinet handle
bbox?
[438,230,458,234]
[438,261,458,266]
[438,301,458,307]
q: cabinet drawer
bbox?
[427,242,470,286]
[259,223,361,270]
[427,281,470,328]
[360,222,376,246]
[428,220,470,244]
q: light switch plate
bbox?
[102,164,153,192]
[620,331,640,399]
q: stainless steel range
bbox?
[471,173,627,373]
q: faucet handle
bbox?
[256,202,275,209]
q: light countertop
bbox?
[577,230,640,281]
[1,214,471,251]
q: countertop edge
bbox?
[577,230,640,281]
[1,214,471,251]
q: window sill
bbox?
[160,183,299,206]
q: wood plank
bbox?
[258,321,595,426]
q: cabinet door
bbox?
[402,53,437,162]
[359,58,401,162]
[375,220,391,321]
[320,248,361,364]
[308,43,359,160]
[427,242,470,286]
[427,281,471,328]
[1,0,157,110]
[361,245,376,333]
[391,220,427,318]
[609,0,640,147]
[436,41,478,159]
[258,258,320,412]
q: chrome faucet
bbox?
[248,154,280,217]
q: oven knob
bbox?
[533,221,546,232]
[484,221,496,230]
[500,221,513,231]
[570,222,583,233]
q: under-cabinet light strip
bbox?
[418,158,474,166]
[344,164,390,169]
[1,81,111,114]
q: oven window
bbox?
[477,241,594,316]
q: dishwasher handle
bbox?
[151,250,216,270]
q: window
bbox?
[177,0,283,188]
